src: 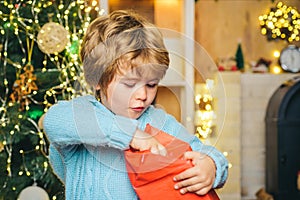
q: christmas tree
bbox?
[235,43,244,70]
[0,0,100,199]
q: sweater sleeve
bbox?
[49,144,65,183]
[43,96,138,150]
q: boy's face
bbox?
[100,64,162,119]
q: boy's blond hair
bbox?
[80,10,170,95]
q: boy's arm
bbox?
[43,96,137,150]
[43,96,166,155]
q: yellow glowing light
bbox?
[58,4,64,9]
[205,104,212,111]
[270,65,283,74]
[38,132,44,138]
[267,21,274,29]
[273,50,280,58]
[92,0,97,7]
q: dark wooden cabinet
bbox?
[266,76,300,200]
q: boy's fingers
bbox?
[150,146,158,154]
[173,167,194,182]
[150,144,167,156]
[158,144,167,156]
[183,151,203,159]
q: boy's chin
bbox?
[128,110,145,120]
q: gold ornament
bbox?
[0,141,4,152]
[37,22,70,54]
[10,64,38,110]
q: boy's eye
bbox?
[146,83,158,88]
[123,82,136,87]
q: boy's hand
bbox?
[173,151,216,195]
[130,128,167,156]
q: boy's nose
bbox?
[135,86,147,100]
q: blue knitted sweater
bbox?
[43,95,228,199]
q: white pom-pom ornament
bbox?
[18,185,49,200]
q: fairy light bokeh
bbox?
[259,1,300,43]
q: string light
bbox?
[259,2,300,42]
[194,79,216,139]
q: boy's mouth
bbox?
[131,107,145,112]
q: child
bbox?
[42,10,228,199]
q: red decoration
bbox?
[231,65,238,71]
[218,66,225,71]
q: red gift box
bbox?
[125,124,220,200]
